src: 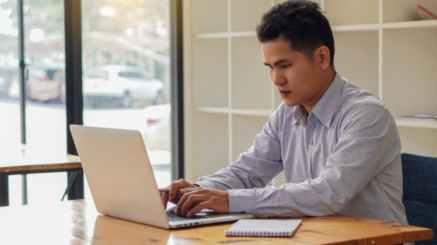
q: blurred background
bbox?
[0,0,171,205]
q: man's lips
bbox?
[279,90,291,97]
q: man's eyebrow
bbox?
[263,59,290,67]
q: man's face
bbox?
[262,39,326,110]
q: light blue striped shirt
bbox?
[196,73,408,224]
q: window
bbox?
[0,0,178,206]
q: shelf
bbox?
[382,28,437,117]
[333,31,378,96]
[383,0,437,23]
[230,32,257,37]
[196,107,273,117]
[231,0,271,32]
[382,20,437,29]
[324,0,378,26]
[195,33,228,39]
[195,20,437,39]
[193,112,229,178]
[396,119,437,129]
[398,127,437,157]
[231,36,271,109]
[192,38,228,107]
[231,109,272,117]
[330,20,437,32]
[197,107,229,114]
[196,31,256,39]
[331,24,379,32]
[192,0,227,35]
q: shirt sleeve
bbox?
[227,103,400,217]
[195,105,285,192]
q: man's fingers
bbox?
[169,192,181,204]
[168,181,182,203]
[161,192,169,209]
[187,201,210,217]
[168,179,195,203]
[174,191,189,215]
[180,194,203,216]
[173,187,229,217]
[175,189,200,215]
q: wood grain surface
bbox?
[0,200,432,244]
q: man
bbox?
[162,0,408,225]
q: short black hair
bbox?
[256,0,335,65]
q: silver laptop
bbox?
[70,125,253,229]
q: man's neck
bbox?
[303,69,336,115]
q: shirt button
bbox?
[307,144,312,149]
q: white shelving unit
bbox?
[183,0,437,184]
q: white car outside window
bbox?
[83,65,165,108]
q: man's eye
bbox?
[282,64,291,68]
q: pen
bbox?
[158,187,198,193]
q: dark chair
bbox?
[401,153,437,245]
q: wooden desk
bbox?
[0,150,82,206]
[0,200,432,244]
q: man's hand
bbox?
[160,178,196,209]
[174,187,229,217]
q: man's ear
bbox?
[315,46,331,69]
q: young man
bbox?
[162,0,408,225]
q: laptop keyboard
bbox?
[166,210,208,222]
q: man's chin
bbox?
[283,100,299,107]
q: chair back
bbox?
[401,153,437,245]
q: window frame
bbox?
[63,0,184,180]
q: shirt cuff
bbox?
[193,181,216,189]
[227,189,256,213]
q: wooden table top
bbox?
[0,147,81,173]
[0,200,432,244]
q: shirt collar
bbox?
[291,72,344,127]
[311,72,344,128]
[292,105,307,126]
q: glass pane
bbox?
[0,0,23,205]
[24,0,67,153]
[0,0,20,150]
[5,0,67,206]
[82,0,171,197]
[25,0,67,204]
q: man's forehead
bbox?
[262,44,300,64]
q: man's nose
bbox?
[271,70,286,86]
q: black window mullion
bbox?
[170,0,184,180]
[17,0,26,144]
[64,0,83,156]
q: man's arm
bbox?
[170,105,286,216]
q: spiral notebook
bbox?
[224,219,302,237]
